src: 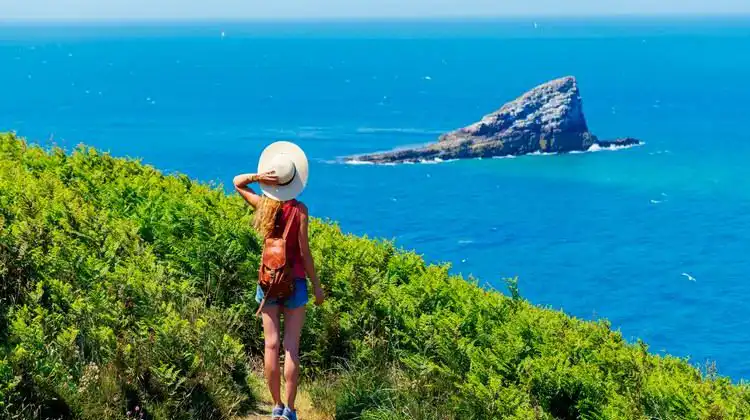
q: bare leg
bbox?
[261,305,282,406]
[282,305,306,410]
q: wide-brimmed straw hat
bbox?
[257,141,309,202]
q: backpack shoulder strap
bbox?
[281,206,299,240]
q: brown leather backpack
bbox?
[256,207,298,315]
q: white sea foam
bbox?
[345,157,456,166]
[681,273,697,282]
[491,141,642,159]
[418,157,457,164]
[587,142,644,153]
[457,239,474,245]
[528,151,558,156]
[259,126,331,140]
[298,125,331,131]
[356,127,443,135]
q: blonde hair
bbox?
[253,197,283,239]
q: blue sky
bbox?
[2,0,749,20]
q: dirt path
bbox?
[239,369,331,420]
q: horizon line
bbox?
[2,12,750,24]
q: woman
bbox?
[233,141,324,420]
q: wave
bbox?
[681,272,697,282]
[418,157,457,164]
[587,142,644,153]
[356,127,444,135]
[342,157,455,166]
[298,125,335,131]
[256,125,444,139]
[342,157,444,166]
[260,127,332,139]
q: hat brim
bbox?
[257,141,309,202]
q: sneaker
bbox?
[271,404,285,419]
[281,407,297,420]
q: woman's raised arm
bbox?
[233,171,277,209]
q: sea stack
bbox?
[349,76,640,164]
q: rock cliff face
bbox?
[349,76,640,163]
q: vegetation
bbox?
[1,131,749,419]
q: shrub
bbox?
[2,132,749,419]
[0,133,256,419]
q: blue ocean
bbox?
[2,18,750,379]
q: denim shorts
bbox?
[255,278,309,309]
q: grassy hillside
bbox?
[1,132,749,419]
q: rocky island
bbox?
[348,76,640,164]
